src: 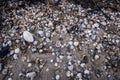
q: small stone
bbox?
[50,59,53,63]
[74,41,79,46]
[15,48,20,53]
[80,63,85,68]
[13,54,18,60]
[56,74,60,80]
[66,71,71,77]
[56,57,60,62]
[59,55,64,60]
[67,56,73,61]
[68,65,74,71]
[84,69,90,74]
[94,23,99,27]
[28,63,32,67]
[26,72,36,80]
[31,48,37,52]
[101,22,107,26]
[8,78,12,80]
[33,41,38,45]
[37,31,44,37]
[54,63,58,67]
[7,40,12,46]
[77,73,82,79]
[94,55,100,60]
[48,22,53,27]
[45,38,50,42]
[19,72,24,77]
[39,65,44,68]
[46,68,49,72]
[10,50,14,55]
[23,31,34,42]
[16,40,20,43]
[68,41,73,45]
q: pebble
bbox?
[8,78,12,80]
[19,72,24,77]
[37,31,44,37]
[26,72,36,80]
[84,69,90,74]
[94,55,100,60]
[10,50,14,56]
[67,56,73,61]
[7,40,12,46]
[50,59,53,63]
[101,21,107,26]
[56,74,60,80]
[31,48,37,52]
[28,63,32,67]
[13,54,18,60]
[14,48,20,53]
[48,21,53,27]
[66,71,71,77]
[73,41,79,46]
[68,41,73,45]
[23,31,34,42]
[77,73,82,79]
[59,55,64,60]
[95,23,99,27]
[33,41,38,45]
[68,65,74,71]
[80,63,85,68]
[54,63,58,67]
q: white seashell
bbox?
[23,31,34,42]
[26,72,36,80]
